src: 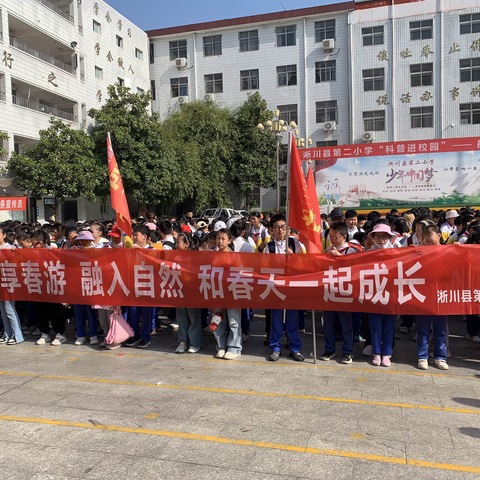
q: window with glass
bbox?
[410,63,433,87]
[93,20,101,34]
[410,19,433,40]
[203,35,222,56]
[239,30,259,52]
[240,69,259,90]
[314,20,335,42]
[135,48,143,60]
[410,106,433,128]
[277,65,297,86]
[149,43,154,63]
[460,103,480,124]
[117,77,124,87]
[315,60,336,82]
[150,80,156,101]
[362,68,385,91]
[169,40,187,61]
[363,110,385,131]
[277,104,298,125]
[362,26,384,46]
[316,100,337,123]
[460,13,480,34]
[460,58,480,82]
[276,25,296,47]
[170,77,188,97]
[204,73,223,93]
[116,35,123,48]
[316,140,338,147]
[94,66,103,79]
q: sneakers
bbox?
[223,351,241,360]
[36,333,51,345]
[320,351,336,361]
[381,356,391,367]
[242,333,249,343]
[137,339,151,348]
[215,349,226,358]
[187,346,200,353]
[417,359,428,370]
[434,359,449,370]
[341,354,353,364]
[99,340,107,347]
[269,351,281,362]
[6,336,18,345]
[289,351,305,362]
[89,335,99,345]
[51,334,67,346]
[169,323,179,331]
[74,337,86,346]
[372,354,381,366]
[125,337,139,347]
[466,334,480,343]
[362,345,372,356]
[106,343,121,350]
[0,336,8,344]
[175,341,188,354]
[354,335,365,343]
[399,326,409,334]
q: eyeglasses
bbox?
[273,225,287,231]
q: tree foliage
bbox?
[7,119,102,201]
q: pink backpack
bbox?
[106,307,134,345]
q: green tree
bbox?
[7,118,102,201]
[229,92,276,209]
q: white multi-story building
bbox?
[148,0,480,210]
[0,0,149,221]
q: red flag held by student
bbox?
[287,135,322,253]
[107,133,132,238]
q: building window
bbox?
[276,25,296,47]
[240,69,259,90]
[249,186,261,208]
[410,19,433,40]
[149,43,154,63]
[169,40,187,61]
[363,110,385,131]
[314,19,335,42]
[460,13,480,34]
[362,68,385,91]
[277,104,298,125]
[116,35,123,48]
[316,100,337,123]
[94,66,103,79]
[204,73,223,94]
[316,140,338,147]
[203,35,222,56]
[170,78,188,97]
[410,63,433,87]
[93,20,101,34]
[135,48,143,60]
[277,65,297,87]
[362,26,384,46]
[151,80,156,101]
[315,60,336,82]
[460,58,480,82]
[460,103,480,124]
[239,30,259,52]
[117,77,124,87]
[410,106,433,128]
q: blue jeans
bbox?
[323,311,353,354]
[127,306,153,342]
[73,304,97,338]
[176,308,202,349]
[270,309,302,353]
[417,315,447,360]
[214,308,242,354]
[0,301,24,342]
[368,313,395,356]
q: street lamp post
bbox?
[258,110,297,211]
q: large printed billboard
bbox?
[300,137,480,212]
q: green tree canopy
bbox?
[7,118,102,201]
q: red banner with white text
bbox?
[0,247,479,315]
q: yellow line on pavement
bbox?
[0,370,478,415]
[0,414,478,475]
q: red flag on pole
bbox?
[107,132,132,238]
[287,134,322,253]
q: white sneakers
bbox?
[175,341,188,354]
[51,334,67,346]
[223,351,240,360]
[434,359,449,370]
[215,349,226,358]
[36,333,51,345]
[74,336,86,346]
[418,359,449,370]
[89,336,99,345]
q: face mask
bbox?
[374,241,390,249]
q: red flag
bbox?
[287,135,322,253]
[107,133,132,238]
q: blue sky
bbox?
[104,0,346,31]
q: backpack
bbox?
[162,240,176,250]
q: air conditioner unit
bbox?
[177,96,188,105]
[175,57,187,69]
[362,131,375,142]
[324,121,336,132]
[204,93,214,102]
[322,38,335,52]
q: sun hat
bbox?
[445,209,459,219]
[75,230,94,241]
[196,220,208,229]
[367,223,397,241]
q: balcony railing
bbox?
[35,0,74,23]
[10,37,75,75]
[13,95,77,122]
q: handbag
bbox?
[106,307,134,345]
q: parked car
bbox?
[199,208,250,224]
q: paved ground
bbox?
[0,313,479,480]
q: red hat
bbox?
[108,225,122,238]
[181,224,191,233]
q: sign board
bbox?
[0,197,27,211]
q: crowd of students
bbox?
[0,205,479,371]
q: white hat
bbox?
[445,209,459,219]
[213,221,227,232]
